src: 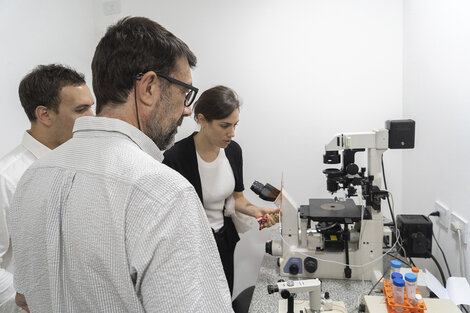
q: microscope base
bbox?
[278,300,346,313]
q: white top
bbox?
[8,116,233,313]
[0,131,50,305]
[197,149,235,231]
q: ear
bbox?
[34,106,53,127]
[197,113,206,125]
[136,71,161,109]
[197,113,207,123]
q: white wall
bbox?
[403,0,470,281]
[0,0,96,157]
[99,0,404,297]
[1,0,405,300]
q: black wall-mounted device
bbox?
[397,214,432,258]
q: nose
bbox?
[228,126,235,138]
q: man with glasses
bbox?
[8,17,233,312]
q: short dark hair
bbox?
[18,64,86,121]
[92,16,197,114]
[193,86,240,122]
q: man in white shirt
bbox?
[9,17,233,312]
[0,64,94,312]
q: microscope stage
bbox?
[299,198,362,222]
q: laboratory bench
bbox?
[248,253,374,313]
[247,254,463,313]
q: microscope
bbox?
[252,120,415,286]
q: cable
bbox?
[428,214,452,277]
[356,193,366,247]
[430,254,447,287]
[356,266,387,313]
[461,304,469,313]
[367,268,388,295]
[332,303,347,313]
[386,252,412,268]
[457,229,467,277]
[381,156,399,243]
[134,80,141,131]
[381,189,407,259]
[381,156,408,260]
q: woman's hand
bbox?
[233,191,280,228]
[254,207,281,229]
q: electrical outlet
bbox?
[435,201,451,230]
[450,212,469,245]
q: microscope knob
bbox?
[265,241,272,255]
[289,264,299,275]
[346,163,359,175]
[280,289,291,299]
[304,257,318,273]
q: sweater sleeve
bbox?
[162,135,204,203]
[226,141,244,192]
[0,175,16,303]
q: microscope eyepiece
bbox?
[251,181,264,195]
[250,181,280,202]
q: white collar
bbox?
[21,131,51,159]
[72,116,164,162]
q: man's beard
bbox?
[144,92,182,150]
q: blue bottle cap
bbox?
[393,278,405,287]
[391,272,403,280]
[390,260,402,269]
[405,273,417,282]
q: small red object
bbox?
[256,215,268,230]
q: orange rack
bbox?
[382,279,428,313]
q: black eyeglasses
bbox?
[136,71,198,107]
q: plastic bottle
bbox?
[390,260,402,279]
[393,277,405,304]
[405,273,417,300]
[391,272,403,281]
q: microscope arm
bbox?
[325,130,388,151]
